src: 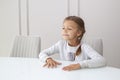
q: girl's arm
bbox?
[39,41,60,62]
[79,44,107,68]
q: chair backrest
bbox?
[10,35,40,58]
[82,38,103,56]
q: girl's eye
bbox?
[62,27,72,30]
[62,27,65,30]
[68,28,72,30]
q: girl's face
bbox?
[61,20,82,41]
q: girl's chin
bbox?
[62,37,70,40]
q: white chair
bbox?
[82,38,103,56]
[10,35,40,58]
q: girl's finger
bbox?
[55,61,61,65]
[48,63,51,68]
[43,63,47,67]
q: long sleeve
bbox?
[79,44,107,68]
[39,41,60,62]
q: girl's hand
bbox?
[62,63,81,71]
[43,58,61,68]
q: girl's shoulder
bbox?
[81,43,92,49]
[56,39,67,46]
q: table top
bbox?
[0,57,120,80]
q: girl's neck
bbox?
[68,39,80,47]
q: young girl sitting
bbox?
[39,16,106,71]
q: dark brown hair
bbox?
[64,16,86,56]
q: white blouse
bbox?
[39,40,106,68]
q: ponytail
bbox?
[75,45,81,56]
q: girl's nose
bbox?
[63,29,67,33]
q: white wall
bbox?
[28,0,68,50]
[0,0,19,56]
[0,0,120,68]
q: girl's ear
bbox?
[77,30,82,37]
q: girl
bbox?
[39,16,106,71]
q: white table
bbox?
[0,57,120,80]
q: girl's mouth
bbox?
[62,34,69,36]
